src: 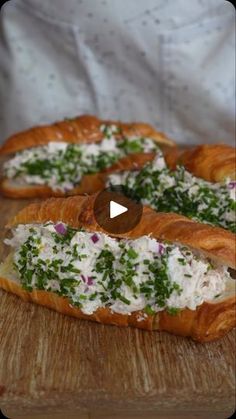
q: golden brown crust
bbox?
[164,146,182,170]
[0,174,106,199]
[8,195,236,269]
[0,114,174,155]
[0,275,234,342]
[158,294,236,342]
[103,152,156,173]
[0,115,173,198]
[166,144,236,182]
[2,195,236,341]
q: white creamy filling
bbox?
[107,155,236,225]
[108,155,236,202]
[107,154,168,189]
[4,130,160,191]
[5,224,229,316]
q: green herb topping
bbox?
[5,223,228,316]
[4,124,160,192]
[108,155,236,233]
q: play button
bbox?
[93,185,143,234]
[110,201,128,219]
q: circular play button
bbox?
[93,185,143,234]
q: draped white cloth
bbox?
[0,0,235,145]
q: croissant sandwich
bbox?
[0,195,235,342]
[0,114,174,198]
[106,146,236,233]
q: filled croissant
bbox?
[105,148,236,233]
[0,195,235,342]
[165,144,236,182]
[0,114,174,198]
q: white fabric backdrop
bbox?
[0,0,235,145]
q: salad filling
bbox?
[108,153,236,233]
[5,222,229,316]
[3,124,160,192]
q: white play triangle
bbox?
[109,200,128,219]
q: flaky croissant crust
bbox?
[1,195,235,341]
[0,274,234,342]
[165,144,236,182]
[0,114,174,155]
[0,115,174,198]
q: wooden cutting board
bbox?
[0,195,235,419]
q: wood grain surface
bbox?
[0,195,235,419]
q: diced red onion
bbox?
[91,233,99,243]
[81,274,94,286]
[158,243,165,255]
[54,223,67,235]
[87,276,94,285]
[228,181,236,189]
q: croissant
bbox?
[1,194,235,342]
[0,115,174,199]
[104,146,236,234]
[165,144,236,182]
[0,114,174,155]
